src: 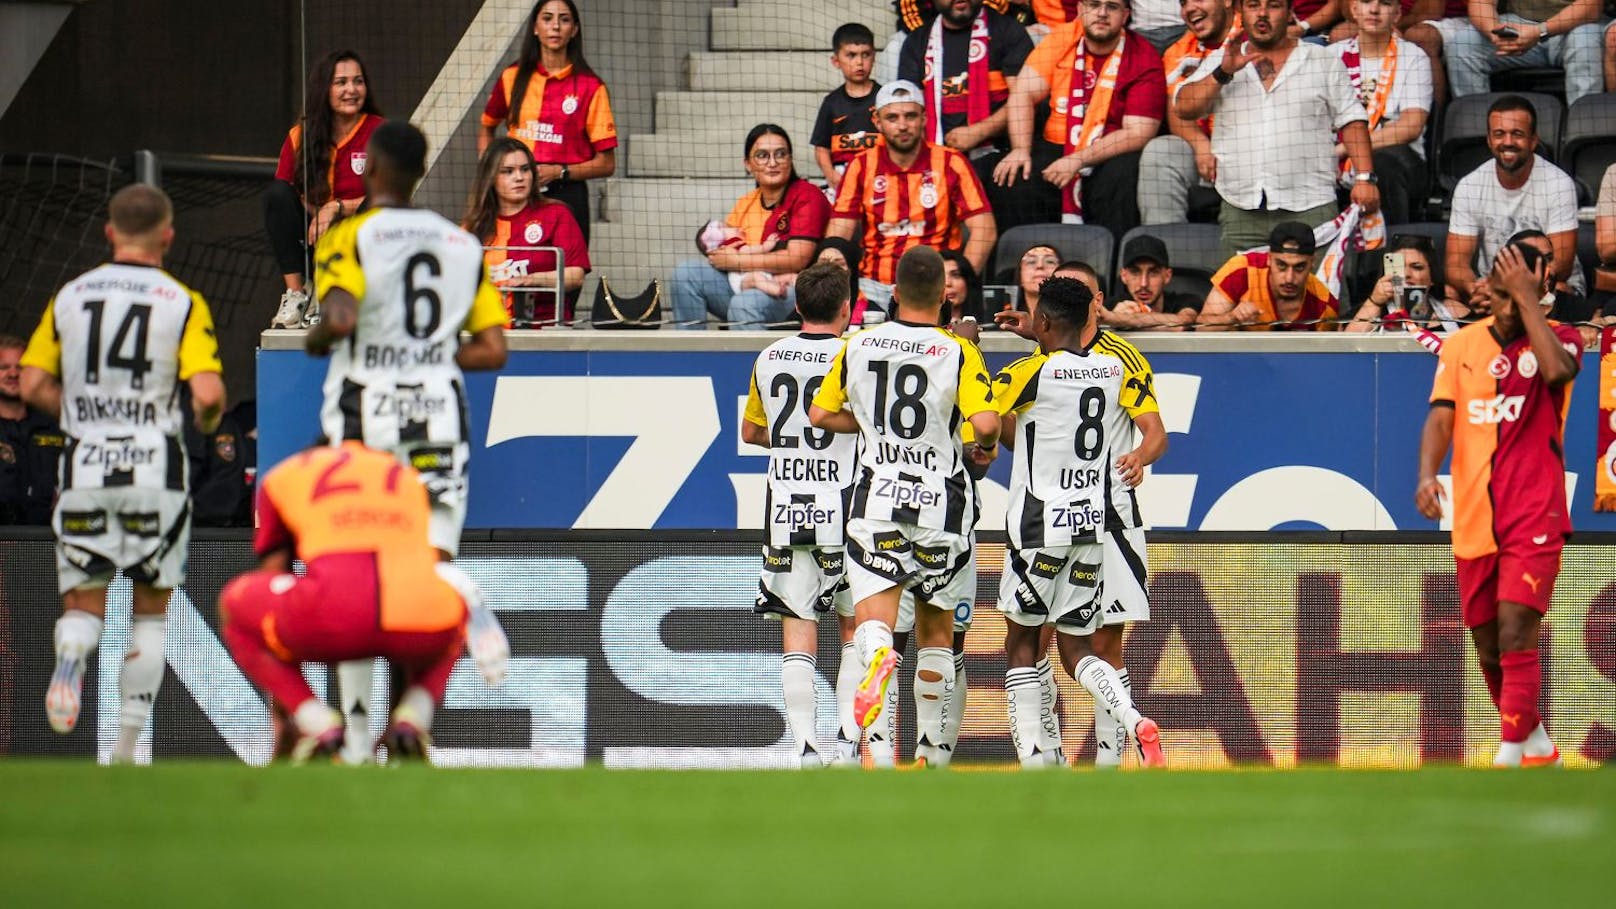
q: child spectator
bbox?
[812,23,883,198]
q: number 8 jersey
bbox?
[313,207,507,448]
[745,332,859,547]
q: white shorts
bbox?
[895,558,976,635]
[53,486,191,593]
[394,441,468,556]
[1098,526,1150,625]
[755,546,852,623]
[998,542,1107,634]
[844,518,975,616]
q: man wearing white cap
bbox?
[827,80,998,312]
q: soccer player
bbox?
[809,245,1000,768]
[742,262,862,767]
[992,276,1166,769]
[308,120,510,762]
[20,184,227,761]
[1417,241,1580,767]
[219,442,472,761]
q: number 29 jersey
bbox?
[744,332,859,547]
[313,207,507,448]
[812,319,996,534]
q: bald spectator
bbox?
[1199,221,1341,330]
[1101,235,1204,329]
[1446,0,1604,107]
[1139,0,1238,224]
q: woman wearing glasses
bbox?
[670,124,832,329]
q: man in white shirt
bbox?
[1328,0,1433,224]
[1446,0,1604,107]
[1175,0,1379,254]
[1445,95,1582,306]
[1132,0,1189,51]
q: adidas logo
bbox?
[1105,600,1125,614]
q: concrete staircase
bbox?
[592,0,893,296]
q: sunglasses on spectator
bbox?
[750,149,791,162]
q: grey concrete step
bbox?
[688,51,846,93]
[626,128,825,178]
[589,177,756,290]
[712,0,895,51]
[652,90,826,135]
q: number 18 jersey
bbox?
[313,207,507,449]
[745,332,859,547]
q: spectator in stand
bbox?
[898,0,1034,210]
[1597,164,1616,314]
[1102,234,1203,329]
[1508,229,1602,344]
[813,24,883,199]
[1199,220,1341,329]
[1446,96,1582,310]
[1176,0,1380,255]
[671,125,830,330]
[0,334,63,525]
[479,0,616,241]
[877,0,1017,84]
[1329,0,1432,225]
[827,81,998,310]
[814,236,878,325]
[185,398,256,529]
[463,138,590,327]
[1446,0,1605,107]
[1330,1,1456,106]
[266,50,382,329]
[1346,233,1450,330]
[940,248,988,322]
[1289,0,1343,42]
[1139,0,1237,225]
[993,0,1167,238]
[1011,243,1062,312]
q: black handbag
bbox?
[590,278,662,330]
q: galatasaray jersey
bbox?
[481,63,618,166]
[744,332,860,547]
[831,142,992,286]
[1429,317,1581,559]
[812,319,996,533]
[21,262,221,491]
[1210,251,1339,331]
[313,207,507,449]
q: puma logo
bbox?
[1501,712,1522,729]
[1521,573,1542,594]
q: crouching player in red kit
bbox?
[219,442,472,762]
[1417,243,1580,767]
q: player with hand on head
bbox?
[992,275,1166,769]
[1417,241,1581,767]
[308,120,510,763]
[743,262,863,767]
[810,245,1000,768]
[22,184,227,762]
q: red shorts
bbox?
[1454,539,1563,628]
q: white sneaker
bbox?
[299,299,321,329]
[271,288,309,328]
[45,653,87,734]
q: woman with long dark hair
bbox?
[265,49,383,328]
[670,124,831,329]
[462,138,590,327]
[478,0,616,242]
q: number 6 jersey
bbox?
[745,332,859,547]
[313,207,507,448]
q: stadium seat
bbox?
[1577,220,1599,287]
[1489,67,1565,99]
[1560,94,1616,209]
[990,223,1116,290]
[1436,91,1564,192]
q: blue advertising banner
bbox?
[256,334,1616,532]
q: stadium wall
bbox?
[1,531,1610,767]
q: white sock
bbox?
[867,652,901,767]
[1005,667,1044,766]
[854,619,894,666]
[112,615,165,763]
[781,652,819,760]
[834,643,860,758]
[1095,666,1129,768]
[54,609,104,660]
[1035,657,1063,762]
[914,647,954,765]
[938,651,966,760]
[395,685,435,732]
[1075,654,1141,732]
[337,659,375,763]
[1524,723,1555,758]
[1493,741,1524,767]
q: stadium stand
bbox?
[990,223,1117,291]
[1117,222,1224,300]
[1436,90,1564,193]
[1560,93,1616,204]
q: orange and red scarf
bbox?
[1062,33,1124,223]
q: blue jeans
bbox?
[1446,16,1605,106]
[670,259,797,330]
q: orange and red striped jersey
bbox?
[255,442,464,633]
[1210,251,1339,331]
[831,142,992,286]
[482,63,618,165]
[726,178,831,248]
[274,113,383,203]
[1429,318,1582,559]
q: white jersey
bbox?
[1094,332,1157,530]
[21,262,221,492]
[745,332,859,547]
[313,206,507,449]
[812,319,996,534]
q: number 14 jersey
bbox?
[313,207,507,448]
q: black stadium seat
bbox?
[1437,91,1564,192]
[1560,94,1616,208]
[990,223,1116,291]
[1116,223,1223,303]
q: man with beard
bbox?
[991,0,1167,238]
[1139,0,1236,225]
[1101,235,1203,330]
[0,334,64,525]
[1175,0,1379,255]
[1198,220,1340,329]
[828,81,997,312]
[1446,95,1581,308]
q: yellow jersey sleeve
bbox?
[743,366,766,427]
[993,353,1045,416]
[810,342,851,413]
[313,215,366,303]
[462,261,508,334]
[956,339,995,418]
[177,291,224,380]
[19,300,60,376]
[1114,340,1160,420]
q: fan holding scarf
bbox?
[1328,0,1431,225]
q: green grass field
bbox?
[1,763,1610,907]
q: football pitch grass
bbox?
[1,763,1610,907]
